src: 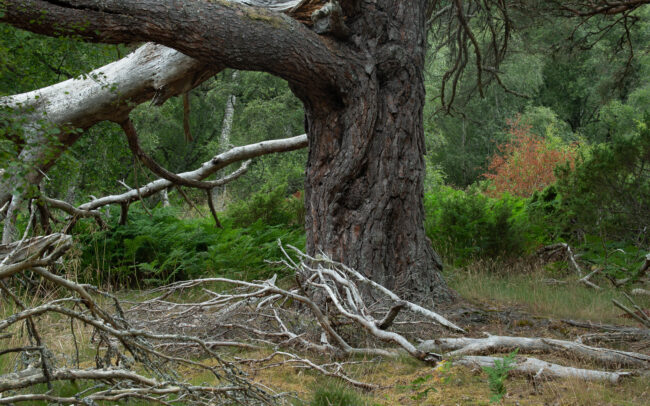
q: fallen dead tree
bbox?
[2,236,647,400]
[136,244,463,363]
[455,356,631,384]
[418,334,650,368]
[0,233,71,279]
[131,243,646,387]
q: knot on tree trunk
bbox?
[311,1,350,39]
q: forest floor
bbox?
[125,265,650,406]
[3,264,648,405]
[241,294,649,404]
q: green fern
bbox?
[77,205,305,287]
[482,349,519,403]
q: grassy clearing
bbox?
[446,261,650,324]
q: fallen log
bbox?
[0,233,70,265]
[578,331,650,346]
[455,355,631,383]
[418,334,650,368]
[562,319,650,334]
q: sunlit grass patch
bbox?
[446,261,650,324]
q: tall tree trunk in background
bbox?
[219,72,239,151]
[212,71,239,210]
[161,188,171,207]
[2,194,21,244]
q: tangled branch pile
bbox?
[1,236,648,403]
[0,234,276,405]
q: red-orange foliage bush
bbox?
[483,115,576,198]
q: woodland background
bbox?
[2,7,647,287]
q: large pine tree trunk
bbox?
[302,1,453,302]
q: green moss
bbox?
[244,9,289,30]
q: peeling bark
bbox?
[0,43,218,210]
[455,355,631,383]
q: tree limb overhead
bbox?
[0,0,346,94]
[77,134,307,211]
[0,42,218,206]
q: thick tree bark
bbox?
[302,1,452,301]
[1,0,454,301]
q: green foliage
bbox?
[309,382,366,406]
[76,206,305,287]
[226,71,306,200]
[423,6,649,188]
[0,25,126,96]
[555,115,650,244]
[527,185,565,240]
[577,236,648,282]
[424,187,541,264]
[226,185,304,228]
[482,349,518,403]
[408,374,437,400]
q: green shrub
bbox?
[555,115,649,244]
[482,349,518,403]
[527,185,567,242]
[424,186,541,265]
[76,205,305,287]
[577,236,648,282]
[226,185,304,228]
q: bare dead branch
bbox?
[612,297,650,328]
[0,234,277,405]
[120,118,235,190]
[41,196,107,231]
[376,302,406,330]
[580,267,604,290]
[78,136,305,212]
[285,245,465,333]
[555,0,650,17]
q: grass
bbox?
[248,351,649,405]
[308,380,368,406]
[446,260,650,324]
